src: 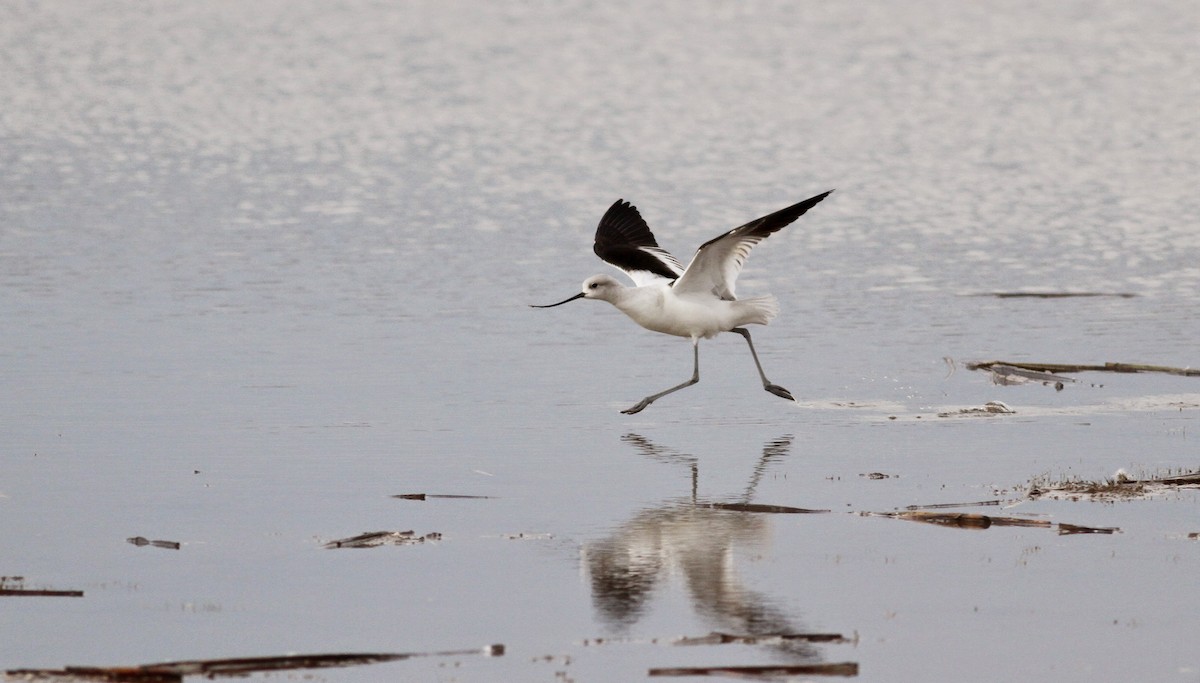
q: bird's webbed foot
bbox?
[764,384,795,402]
[621,399,653,415]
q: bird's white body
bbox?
[532,190,831,413]
[581,275,778,340]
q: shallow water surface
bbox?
[2,1,1199,681]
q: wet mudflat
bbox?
[3,2,1199,681]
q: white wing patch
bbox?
[615,246,684,287]
[673,231,767,300]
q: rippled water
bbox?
[2,2,1198,681]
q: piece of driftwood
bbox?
[704,502,830,514]
[967,360,1199,378]
[673,632,850,646]
[1153,472,1200,485]
[7,646,505,681]
[881,511,1106,533]
[986,516,1056,528]
[649,662,859,677]
[975,291,1137,299]
[391,493,495,500]
[888,511,996,529]
[903,500,1002,510]
[127,537,181,550]
[0,587,84,598]
[1057,523,1119,535]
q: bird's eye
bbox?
[589,282,599,289]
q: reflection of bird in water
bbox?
[584,434,818,661]
[620,433,700,501]
[619,432,793,504]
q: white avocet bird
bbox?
[532,190,833,414]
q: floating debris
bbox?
[704,502,830,514]
[502,532,554,540]
[967,360,1200,379]
[874,510,1117,534]
[672,632,851,646]
[572,632,856,678]
[1147,472,1200,485]
[127,537,181,550]
[391,493,495,500]
[6,646,504,681]
[860,472,893,480]
[903,500,1002,510]
[0,576,83,598]
[649,662,859,678]
[323,531,441,549]
[1057,523,1119,535]
[937,401,1017,417]
[973,291,1138,299]
[885,511,1034,530]
[984,364,1072,389]
[1028,470,1200,502]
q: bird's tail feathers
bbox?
[737,295,779,326]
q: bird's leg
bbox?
[731,328,795,402]
[621,340,701,414]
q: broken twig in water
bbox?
[673,632,850,646]
[1057,523,1119,535]
[127,537,181,550]
[391,493,495,500]
[704,502,830,514]
[875,510,1118,534]
[0,587,84,598]
[649,662,859,677]
[1155,472,1200,485]
[6,646,505,681]
[973,291,1137,299]
[903,500,1003,510]
[887,511,1003,529]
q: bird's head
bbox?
[530,274,623,308]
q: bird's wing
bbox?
[593,199,685,287]
[673,190,833,300]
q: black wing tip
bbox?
[780,189,835,218]
[596,198,655,246]
[599,198,639,225]
[805,189,835,204]
[749,189,831,225]
[703,189,832,245]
